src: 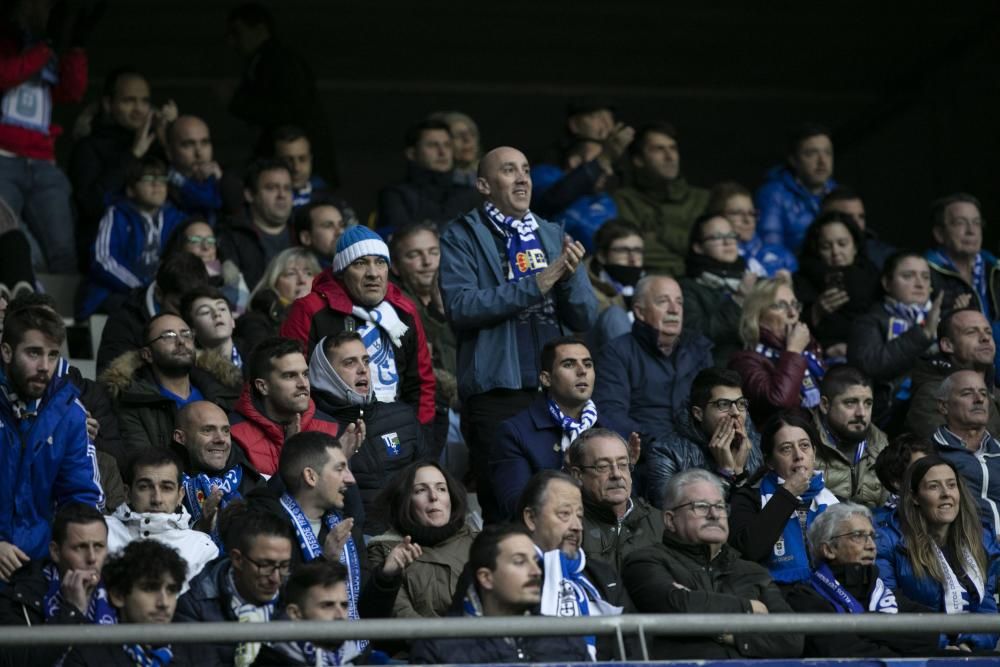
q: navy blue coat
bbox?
[410,630,590,664]
[931,427,1000,534]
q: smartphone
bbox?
[825,271,845,290]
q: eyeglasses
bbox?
[831,530,876,544]
[242,554,293,577]
[146,329,195,346]
[138,174,168,184]
[706,397,749,413]
[575,458,632,475]
[701,232,739,243]
[671,501,729,517]
[767,299,802,313]
[186,235,217,246]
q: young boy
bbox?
[79,156,187,318]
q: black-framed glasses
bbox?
[145,329,195,346]
[831,530,876,544]
[242,554,293,577]
[706,397,749,413]
[575,458,633,475]
[671,501,729,517]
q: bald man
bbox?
[439,145,598,521]
[172,401,264,534]
[165,115,223,220]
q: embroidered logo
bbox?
[773,537,786,557]
[381,432,401,457]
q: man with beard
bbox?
[811,366,889,507]
[516,470,628,661]
[931,369,1000,533]
[101,313,241,451]
[0,306,102,578]
[172,401,264,538]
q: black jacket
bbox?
[63,642,201,667]
[375,162,480,235]
[234,289,286,358]
[312,392,426,536]
[67,364,125,470]
[217,219,295,291]
[95,286,152,373]
[410,627,590,664]
[582,495,664,575]
[794,255,881,349]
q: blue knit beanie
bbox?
[332,226,390,273]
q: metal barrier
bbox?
[0,613,997,661]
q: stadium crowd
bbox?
[1,0,1000,664]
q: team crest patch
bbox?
[515,249,547,273]
[381,432,402,457]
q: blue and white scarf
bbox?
[809,563,897,614]
[351,302,407,404]
[547,399,598,452]
[0,35,56,134]
[231,345,243,369]
[273,639,364,666]
[538,547,618,660]
[933,542,985,614]
[123,644,173,667]
[226,567,276,667]
[883,297,932,401]
[760,471,839,583]
[483,201,548,282]
[182,465,244,542]
[754,343,825,408]
[928,249,989,318]
[279,493,365,649]
[42,563,117,625]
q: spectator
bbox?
[623,469,803,660]
[786,503,941,657]
[516,470,627,661]
[812,366,889,507]
[173,401,265,537]
[928,370,1000,533]
[230,337,342,476]
[219,158,295,289]
[709,180,796,278]
[409,524,591,664]
[227,2,336,185]
[440,145,597,519]
[293,197,348,268]
[925,193,1000,319]
[252,561,367,666]
[822,186,896,270]
[0,0,98,273]
[106,450,217,588]
[389,221,457,453]
[567,428,663,574]
[0,306,102,575]
[175,508,295,666]
[101,313,241,451]
[876,456,999,651]
[235,247,320,355]
[273,125,329,208]
[429,110,481,186]
[490,336,600,518]
[873,434,934,527]
[594,275,713,448]
[794,211,881,359]
[96,251,211,372]
[906,308,1000,439]
[729,411,839,585]
[729,278,825,427]
[0,504,114,666]
[681,213,757,366]
[163,218,250,315]
[645,368,764,508]
[375,118,480,237]
[165,115,224,221]
[308,332,425,535]
[81,156,187,318]
[281,226,435,427]
[587,218,645,315]
[756,122,836,253]
[368,461,477,618]
[848,251,942,432]
[613,122,708,274]
[62,540,197,666]
[181,286,245,369]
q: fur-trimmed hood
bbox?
[100,349,243,400]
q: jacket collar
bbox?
[661,530,732,565]
[112,502,193,533]
[233,383,318,442]
[311,268,418,319]
[583,493,635,526]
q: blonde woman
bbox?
[234,247,320,353]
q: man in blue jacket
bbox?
[0,305,103,581]
[439,145,598,522]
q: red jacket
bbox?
[229,384,340,476]
[280,269,436,424]
[0,31,87,159]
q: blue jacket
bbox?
[594,320,713,445]
[174,556,238,667]
[530,163,617,252]
[875,511,1000,650]
[80,199,187,317]
[755,166,835,253]
[168,169,222,223]
[739,235,798,278]
[489,396,604,519]
[0,359,103,561]
[439,208,598,401]
[931,426,1000,533]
